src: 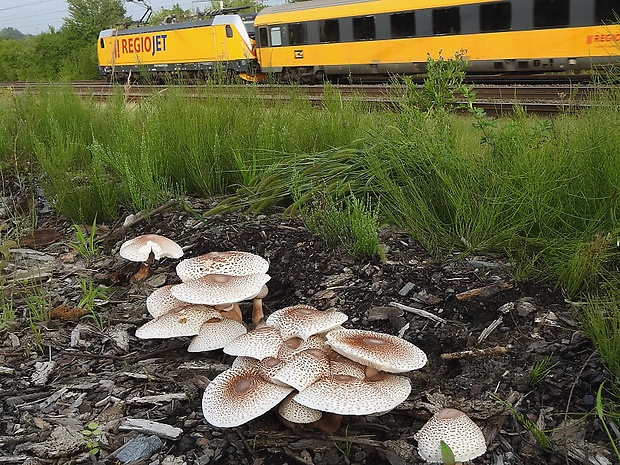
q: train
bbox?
[97,0,620,83]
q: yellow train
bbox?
[97,13,260,81]
[98,0,620,82]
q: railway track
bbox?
[0,80,608,115]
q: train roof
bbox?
[258,0,379,15]
[100,13,256,37]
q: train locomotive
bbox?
[98,0,620,82]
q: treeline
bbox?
[0,0,261,82]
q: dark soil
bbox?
[0,186,615,465]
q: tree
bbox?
[63,0,126,42]
[0,27,27,40]
[148,4,194,25]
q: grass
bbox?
[2,57,620,454]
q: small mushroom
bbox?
[326,328,427,373]
[414,408,487,463]
[277,394,323,424]
[223,323,284,360]
[135,304,222,339]
[187,317,247,352]
[266,305,348,340]
[145,284,186,317]
[119,234,183,283]
[176,251,269,282]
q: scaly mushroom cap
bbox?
[170,273,271,306]
[135,305,222,339]
[146,285,186,317]
[187,318,248,352]
[120,234,183,262]
[202,363,294,428]
[266,305,348,340]
[176,251,269,282]
[414,408,487,463]
[293,372,411,415]
[272,349,330,391]
[277,334,330,362]
[326,328,427,373]
[223,323,284,360]
[278,394,323,424]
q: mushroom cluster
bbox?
[201,304,428,429]
[121,235,270,352]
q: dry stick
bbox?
[100,199,179,243]
[389,301,446,324]
[440,345,511,360]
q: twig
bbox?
[440,345,511,360]
[389,302,446,323]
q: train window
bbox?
[533,0,569,28]
[289,23,307,45]
[100,38,105,48]
[258,27,268,47]
[480,2,511,32]
[226,25,233,38]
[433,7,461,35]
[270,26,283,46]
[353,16,376,40]
[320,19,340,42]
[391,12,416,38]
[596,0,620,23]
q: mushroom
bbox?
[202,357,293,427]
[145,284,186,318]
[176,251,269,282]
[414,408,487,464]
[277,393,322,424]
[266,305,348,340]
[326,328,427,375]
[119,234,183,282]
[134,304,221,339]
[170,273,270,322]
[223,323,284,360]
[187,317,247,352]
[293,362,412,415]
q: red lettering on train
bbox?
[587,33,620,44]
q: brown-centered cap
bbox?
[170,273,271,306]
[202,363,293,427]
[187,317,247,352]
[326,328,427,373]
[135,305,222,339]
[266,305,348,340]
[176,251,269,282]
[293,371,412,415]
[120,234,183,262]
[414,408,487,463]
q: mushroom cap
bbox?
[266,305,348,340]
[223,323,284,360]
[414,408,487,463]
[277,334,330,362]
[170,273,271,306]
[293,372,411,415]
[187,318,248,352]
[326,328,427,373]
[278,394,323,424]
[146,285,186,317]
[135,305,222,339]
[272,349,330,391]
[176,251,269,282]
[120,234,183,262]
[202,363,293,427]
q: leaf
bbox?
[440,440,456,465]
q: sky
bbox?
[0,0,273,36]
